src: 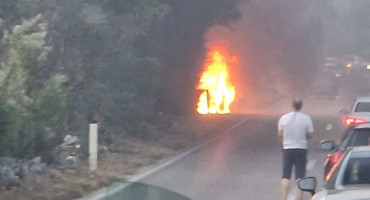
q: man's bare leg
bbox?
[296,185,303,200]
[281,178,290,200]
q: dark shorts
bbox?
[282,148,307,179]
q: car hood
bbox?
[326,187,370,200]
[103,182,191,200]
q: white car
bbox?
[298,146,370,200]
[342,97,370,126]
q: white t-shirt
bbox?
[278,112,314,149]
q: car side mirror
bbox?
[339,109,348,115]
[297,177,316,196]
[320,140,336,151]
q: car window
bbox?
[338,131,352,150]
[343,158,370,185]
[355,102,370,112]
[341,128,352,142]
[349,129,370,146]
[350,100,357,113]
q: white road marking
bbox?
[129,144,205,182]
[131,99,287,182]
[288,189,297,200]
[130,115,257,182]
[306,159,316,171]
[78,99,286,200]
[77,116,256,200]
[326,123,333,131]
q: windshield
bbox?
[343,158,370,185]
[5,1,370,200]
[355,102,370,112]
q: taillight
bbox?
[329,152,343,165]
[343,116,366,126]
[325,152,344,181]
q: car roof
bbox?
[350,146,370,158]
[355,96,370,102]
[327,187,370,200]
[353,123,370,129]
[351,146,370,152]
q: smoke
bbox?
[203,0,324,111]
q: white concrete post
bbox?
[89,123,98,171]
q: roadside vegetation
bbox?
[0,0,241,199]
[1,0,369,199]
[0,0,241,159]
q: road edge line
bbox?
[130,98,286,182]
[77,99,285,200]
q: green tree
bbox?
[0,15,67,157]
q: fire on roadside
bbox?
[196,47,236,114]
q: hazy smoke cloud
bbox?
[203,0,324,110]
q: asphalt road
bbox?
[140,99,345,200]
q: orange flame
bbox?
[197,48,236,114]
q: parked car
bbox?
[322,123,370,178]
[341,97,370,126]
[298,146,370,200]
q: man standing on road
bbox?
[278,99,314,200]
